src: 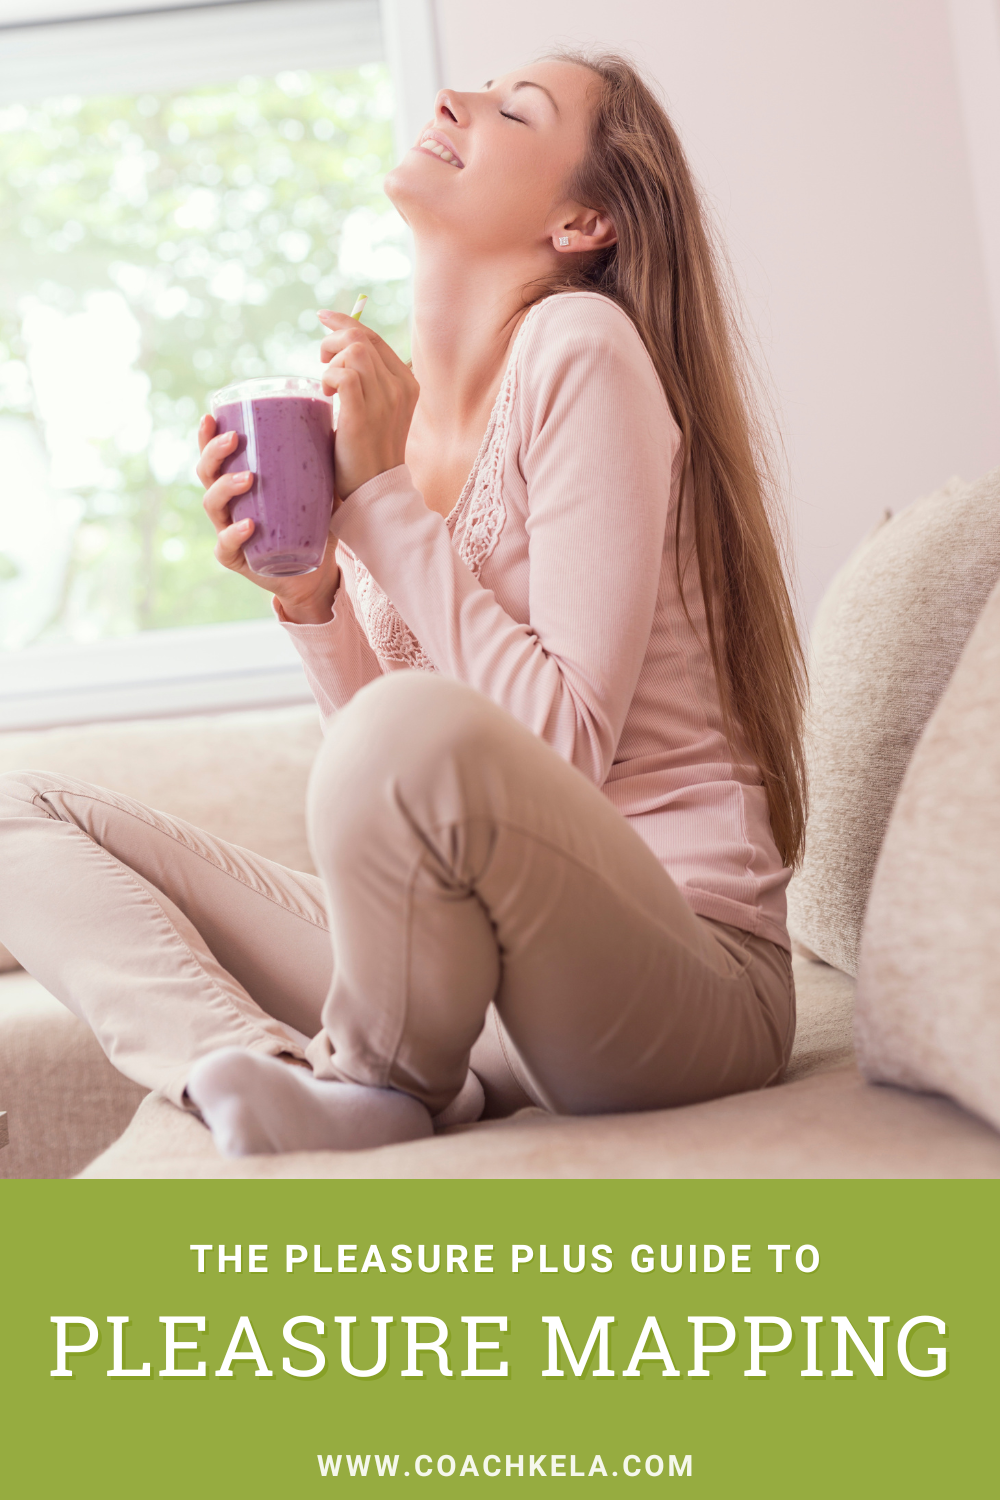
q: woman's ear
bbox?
[551,206,617,255]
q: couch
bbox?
[2,466,999,1178]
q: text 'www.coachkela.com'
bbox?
[316,1452,692,1479]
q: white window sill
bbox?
[0,618,313,731]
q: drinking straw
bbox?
[349,293,369,320]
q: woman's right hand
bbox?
[196,415,342,624]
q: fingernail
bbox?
[234,471,252,481]
[238,518,253,530]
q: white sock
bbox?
[186,1048,434,1157]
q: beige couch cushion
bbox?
[0,702,322,962]
[79,1062,1000,1180]
[6,935,998,1180]
[0,973,147,1179]
[72,955,999,1180]
[855,575,1000,1131]
[788,467,1000,975]
[1,953,852,1177]
[0,704,321,872]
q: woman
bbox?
[0,53,805,1157]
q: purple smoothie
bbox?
[211,378,334,577]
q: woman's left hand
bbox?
[317,311,419,500]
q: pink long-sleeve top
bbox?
[280,291,791,949]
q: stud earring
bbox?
[558,236,569,246]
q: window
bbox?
[0,0,439,727]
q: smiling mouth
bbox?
[415,131,464,168]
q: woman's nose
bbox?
[434,89,469,128]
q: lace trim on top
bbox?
[351,303,540,670]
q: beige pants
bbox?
[0,673,794,1119]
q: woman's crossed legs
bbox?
[0,672,793,1155]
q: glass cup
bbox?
[210,375,334,577]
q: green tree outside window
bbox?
[0,64,408,649]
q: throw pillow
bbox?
[787,466,1000,974]
[854,572,1000,1129]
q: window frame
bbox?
[0,0,439,731]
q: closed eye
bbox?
[499,109,527,123]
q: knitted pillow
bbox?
[854,573,1000,1129]
[787,467,1000,975]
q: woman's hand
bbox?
[317,311,419,499]
[196,418,342,624]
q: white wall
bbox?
[433,0,1000,625]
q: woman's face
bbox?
[385,59,600,257]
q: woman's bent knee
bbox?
[306,673,524,874]
[334,672,497,751]
[310,673,507,804]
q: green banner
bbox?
[0,1180,994,1495]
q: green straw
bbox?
[349,293,369,320]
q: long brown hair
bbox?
[533,51,807,867]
